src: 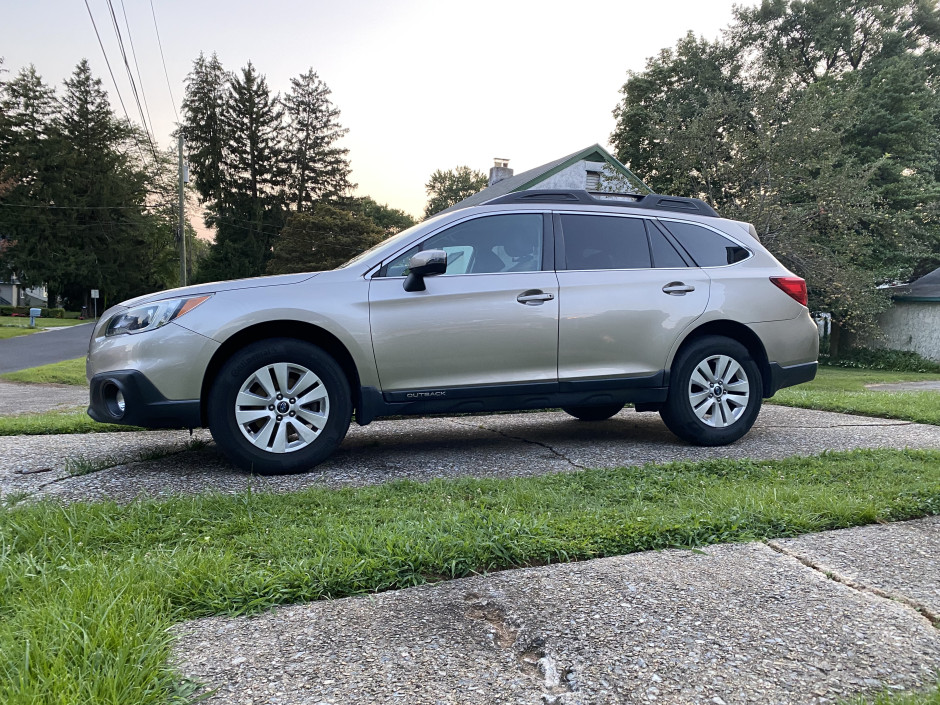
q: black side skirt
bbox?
[356,373,668,426]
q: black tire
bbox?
[659,335,763,446]
[562,403,624,421]
[208,338,351,475]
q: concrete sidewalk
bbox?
[175,516,940,705]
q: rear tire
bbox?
[562,403,624,421]
[208,338,351,475]
[659,335,762,446]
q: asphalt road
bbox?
[0,322,93,373]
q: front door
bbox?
[369,213,559,394]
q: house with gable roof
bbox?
[441,144,650,214]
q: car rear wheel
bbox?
[562,403,624,421]
[208,339,351,474]
[659,335,762,446]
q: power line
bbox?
[119,0,156,139]
[82,0,147,163]
[0,202,165,210]
[149,0,179,124]
[105,0,159,160]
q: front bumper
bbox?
[88,370,201,429]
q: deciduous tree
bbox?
[423,166,488,218]
[266,203,383,274]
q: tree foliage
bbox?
[183,57,368,282]
[284,69,352,209]
[266,203,384,274]
[0,60,180,309]
[611,0,940,340]
[338,195,415,236]
[424,166,488,218]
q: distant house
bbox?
[0,273,48,308]
[441,144,650,214]
[870,267,940,361]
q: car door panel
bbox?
[555,213,710,381]
[369,212,559,394]
[369,272,559,392]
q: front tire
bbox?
[208,339,351,475]
[659,336,762,446]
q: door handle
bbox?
[517,290,554,305]
[662,282,695,295]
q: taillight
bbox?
[770,276,808,307]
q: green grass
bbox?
[0,315,89,328]
[0,409,141,436]
[0,327,36,339]
[771,367,940,425]
[0,357,88,386]
[846,681,940,704]
[1,448,939,704]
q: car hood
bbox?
[119,272,320,308]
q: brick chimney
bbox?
[489,158,513,186]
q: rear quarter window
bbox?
[660,221,750,267]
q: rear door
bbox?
[369,212,559,393]
[555,213,710,384]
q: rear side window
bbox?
[561,215,651,270]
[648,224,687,268]
[660,221,750,267]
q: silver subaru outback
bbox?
[87,190,818,474]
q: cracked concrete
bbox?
[176,527,940,705]
[771,516,940,625]
[4,404,939,505]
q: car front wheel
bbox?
[659,336,762,446]
[208,339,351,474]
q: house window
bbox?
[585,170,601,190]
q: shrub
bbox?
[823,347,940,373]
[0,306,65,319]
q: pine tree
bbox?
[181,52,229,207]
[283,69,352,210]
[197,62,286,281]
[0,60,179,309]
[0,65,65,303]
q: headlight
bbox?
[105,295,211,337]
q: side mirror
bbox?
[403,249,447,292]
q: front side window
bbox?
[660,221,751,267]
[560,214,651,270]
[381,214,543,277]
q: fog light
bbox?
[103,381,126,419]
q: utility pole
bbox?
[178,134,188,287]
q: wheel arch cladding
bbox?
[199,321,361,426]
[675,321,772,397]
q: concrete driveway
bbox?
[3,403,939,504]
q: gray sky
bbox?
[2,0,746,218]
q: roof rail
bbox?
[483,189,720,218]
